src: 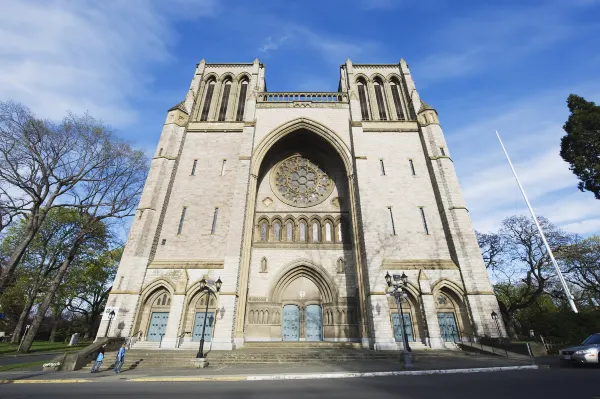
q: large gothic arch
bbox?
[235,118,368,343]
[251,118,354,176]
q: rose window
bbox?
[271,155,334,207]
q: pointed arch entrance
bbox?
[237,119,366,344]
[271,261,337,342]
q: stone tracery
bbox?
[271,155,334,207]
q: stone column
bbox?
[368,294,397,350]
[421,295,444,349]
[210,295,236,350]
[160,294,185,349]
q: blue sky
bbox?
[1,0,599,236]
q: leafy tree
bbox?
[477,215,574,337]
[556,235,600,304]
[560,94,600,199]
[1,208,92,343]
[19,138,146,352]
[0,101,143,297]
[67,247,121,338]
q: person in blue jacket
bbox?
[91,345,105,373]
[113,344,126,373]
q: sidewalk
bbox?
[0,353,540,384]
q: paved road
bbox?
[0,353,57,367]
[2,368,599,398]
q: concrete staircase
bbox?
[83,344,432,371]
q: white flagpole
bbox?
[495,130,578,313]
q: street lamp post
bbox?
[491,311,502,340]
[196,277,222,359]
[105,310,115,337]
[385,271,413,369]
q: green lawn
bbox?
[0,341,89,356]
[0,360,47,372]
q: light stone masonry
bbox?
[97,58,506,352]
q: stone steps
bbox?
[83,348,419,370]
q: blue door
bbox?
[305,305,323,341]
[192,312,215,342]
[282,305,300,341]
[392,313,414,342]
[438,312,460,342]
[147,312,169,342]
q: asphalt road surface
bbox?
[1,368,599,399]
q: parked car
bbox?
[560,333,600,365]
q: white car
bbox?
[560,333,600,365]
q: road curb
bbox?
[0,365,540,384]
[0,379,91,384]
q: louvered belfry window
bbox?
[218,82,231,121]
[236,81,248,121]
[357,83,370,121]
[391,83,405,121]
[200,81,215,121]
[374,82,387,120]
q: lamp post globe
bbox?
[400,272,408,286]
[105,310,116,337]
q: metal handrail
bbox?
[177,332,190,348]
[158,333,165,349]
[459,332,510,358]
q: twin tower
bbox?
[98,58,503,351]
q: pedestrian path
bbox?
[0,352,538,384]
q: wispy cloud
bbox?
[452,83,600,235]
[0,0,217,126]
[259,35,289,54]
[256,24,382,64]
[413,1,597,83]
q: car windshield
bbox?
[582,334,600,345]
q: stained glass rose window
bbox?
[271,155,334,207]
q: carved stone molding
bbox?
[381,259,458,270]
[148,259,225,269]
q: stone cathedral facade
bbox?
[97,58,504,351]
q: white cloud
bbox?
[255,24,382,64]
[413,2,595,83]
[452,84,600,236]
[259,35,290,54]
[0,0,217,126]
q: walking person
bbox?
[113,343,126,374]
[91,345,105,373]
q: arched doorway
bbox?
[433,285,472,342]
[280,276,323,341]
[182,289,219,343]
[387,289,425,344]
[134,288,171,342]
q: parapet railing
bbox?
[257,92,349,103]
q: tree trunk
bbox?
[48,314,60,343]
[10,296,35,344]
[0,208,50,298]
[18,233,83,353]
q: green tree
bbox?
[477,215,574,337]
[560,94,600,199]
[556,235,600,304]
[67,247,121,338]
[0,101,146,298]
[0,208,91,344]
